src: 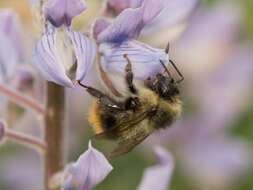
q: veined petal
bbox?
[99,40,168,79]
[67,31,96,81]
[137,146,174,190]
[97,0,164,43]
[45,0,86,27]
[34,31,74,87]
[63,141,113,190]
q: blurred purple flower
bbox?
[0,9,26,83]
[95,0,169,80]
[44,0,86,27]
[173,3,241,81]
[0,9,24,60]
[138,146,174,190]
[177,131,251,189]
[63,141,113,190]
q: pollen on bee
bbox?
[88,102,105,134]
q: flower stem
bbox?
[44,82,65,190]
[0,83,45,114]
[5,129,46,153]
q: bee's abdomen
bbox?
[151,109,174,129]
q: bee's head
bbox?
[145,73,179,99]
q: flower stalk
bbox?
[0,83,45,114]
[44,82,65,190]
[5,128,46,153]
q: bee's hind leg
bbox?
[123,54,138,94]
[78,81,124,110]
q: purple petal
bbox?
[63,141,113,190]
[0,9,24,60]
[34,31,74,87]
[92,18,111,40]
[97,0,164,43]
[0,30,19,82]
[44,0,86,27]
[138,146,174,190]
[179,135,251,188]
[105,0,143,15]
[67,31,96,81]
[99,40,168,79]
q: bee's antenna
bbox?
[77,80,89,89]
[159,60,172,79]
[165,41,170,54]
[169,60,184,83]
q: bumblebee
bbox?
[79,45,183,159]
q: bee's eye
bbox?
[125,97,140,110]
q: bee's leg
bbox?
[123,54,138,94]
[78,81,124,110]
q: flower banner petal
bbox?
[99,40,168,79]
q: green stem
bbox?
[44,82,65,190]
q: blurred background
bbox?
[0,0,252,190]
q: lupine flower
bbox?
[34,0,96,87]
[94,0,169,80]
[63,141,113,190]
[138,146,174,190]
[103,0,200,45]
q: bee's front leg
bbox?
[123,54,138,94]
[78,81,124,110]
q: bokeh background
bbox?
[0,0,253,190]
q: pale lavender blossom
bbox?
[138,146,174,190]
[34,1,96,87]
[44,0,86,27]
[0,9,25,83]
[0,9,24,60]
[63,141,113,190]
[95,0,169,80]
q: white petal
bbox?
[67,31,96,81]
[34,31,74,87]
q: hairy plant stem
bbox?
[44,82,65,190]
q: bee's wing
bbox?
[108,129,151,159]
[93,109,152,139]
